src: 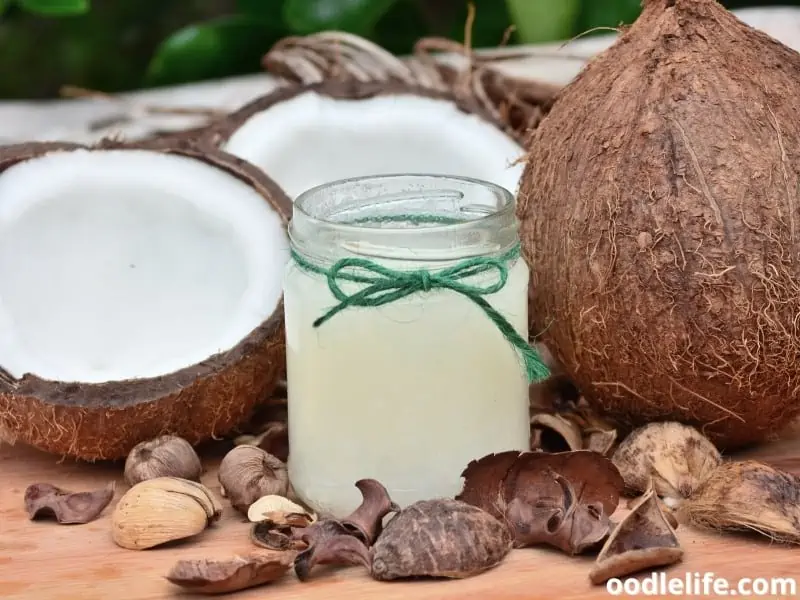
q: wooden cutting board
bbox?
[1,436,799,600]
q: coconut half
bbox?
[0,139,291,460]
[206,81,526,200]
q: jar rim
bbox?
[290,173,519,264]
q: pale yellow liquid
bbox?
[283,257,530,518]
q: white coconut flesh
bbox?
[0,149,288,384]
[221,91,525,200]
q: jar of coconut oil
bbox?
[283,174,548,518]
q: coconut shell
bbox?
[0,138,292,460]
[517,0,800,449]
[201,79,514,147]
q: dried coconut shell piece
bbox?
[590,482,683,585]
[626,495,679,530]
[25,482,115,524]
[250,520,304,551]
[680,460,800,543]
[530,410,618,455]
[370,499,512,581]
[506,469,612,555]
[612,422,721,503]
[294,521,372,582]
[457,450,624,555]
[165,553,294,594]
[530,413,583,452]
[254,479,398,579]
[341,479,399,545]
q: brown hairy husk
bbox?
[680,461,800,543]
[518,0,800,449]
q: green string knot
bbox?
[290,242,550,383]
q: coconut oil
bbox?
[283,174,539,518]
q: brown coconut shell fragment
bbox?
[680,460,800,543]
[505,453,622,554]
[506,450,623,515]
[25,482,115,524]
[370,499,513,581]
[531,413,583,452]
[530,409,618,455]
[291,481,397,580]
[0,139,291,460]
[165,553,294,594]
[250,520,305,551]
[295,527,372,582]
[590,483,683,585]
[341,479,399,545]
[455,450,521,521]
[457,450,624,554]
[518,0,800,449]
[508,471,612,555]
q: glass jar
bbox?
[283,174,547,518]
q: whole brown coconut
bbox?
[0,138,290,460]
[517,0,800,449]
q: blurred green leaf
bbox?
[373,0,427,54]
[145,15,284,87]
[283,0,399,35]
[448,0,516,48]
[0,0,10,14]
[15,0,89,16]
[236,0,286,24]
[577,0,641,31]
[504,0,580,43]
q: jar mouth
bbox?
[290,173,519,263]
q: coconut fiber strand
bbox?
[518,0,800,449]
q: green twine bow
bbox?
[290,241,550,383]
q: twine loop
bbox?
[290,241,549,382]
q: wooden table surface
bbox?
[1,434,800,600]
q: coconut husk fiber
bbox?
[517,0,800,449]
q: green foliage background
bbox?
[0,0,785,98]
